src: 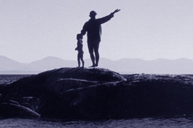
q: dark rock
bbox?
[0,102,40,118]
[2,67,193,119]
[21,97,39,111]
[8,100,19,105]
[0,67,126,119]
[2,67,126,97]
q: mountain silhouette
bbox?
[0,56,28,73]
[0,56,193,74]
[28,56,77,71]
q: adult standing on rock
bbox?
[80,9,120,67]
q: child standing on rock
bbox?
[75,34,84,67]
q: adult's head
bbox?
[89,11,97,19]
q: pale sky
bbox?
[0,0,192,63]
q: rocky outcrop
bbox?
[1,67,126,97]
[0,67,126,119]
[1,68,193,119]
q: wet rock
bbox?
[21,97,40,111]
[3,67,126,97]
[1,67,126,119]
[0,102,40,118]
[3,67,193,119]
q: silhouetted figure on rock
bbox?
[75,34,84,67]
[80,9,120,67]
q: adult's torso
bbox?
[86,19,101,42]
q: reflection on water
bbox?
[0,118,193,128]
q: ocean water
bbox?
[0,75,30,85]
[0,118,193,128]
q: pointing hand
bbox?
[113,9,121,14]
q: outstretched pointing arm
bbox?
[111,9,121,15]
[99,9,121,24]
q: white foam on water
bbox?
[0,118,193,128]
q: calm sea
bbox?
[0,74,31,85]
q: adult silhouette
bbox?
[80,9,120,67]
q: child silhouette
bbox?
[75,34,84,67]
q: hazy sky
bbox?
[0,0,192,63]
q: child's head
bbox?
[77,34,82,40]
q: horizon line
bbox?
[1,55,193,64]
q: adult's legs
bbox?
[88,43,95,67]
[93,41,100,67]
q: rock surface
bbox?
[0,101,40,118]
[0,67,126,119]
[1,68,193,119]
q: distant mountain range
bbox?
[0,55,193,74]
